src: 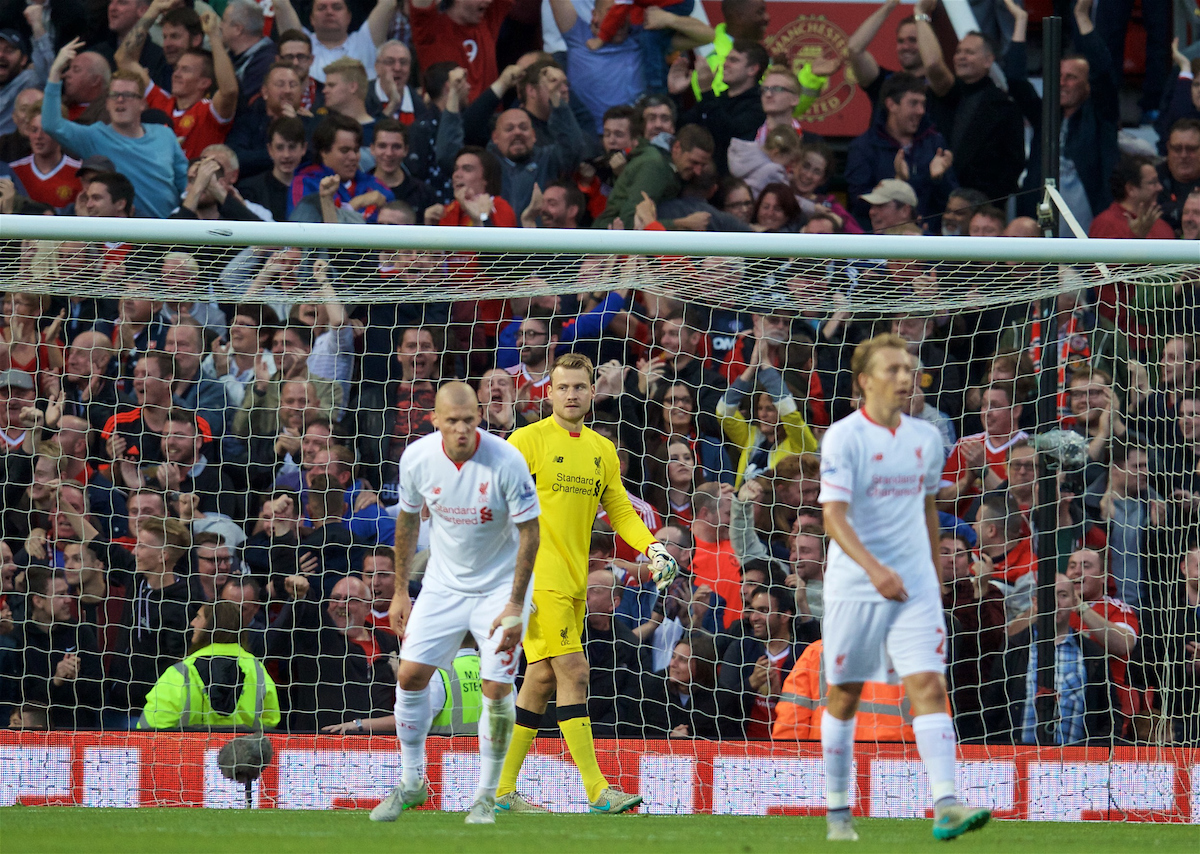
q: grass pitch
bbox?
[2,807,1195,854]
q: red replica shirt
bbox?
[507,363,550,417]
[437,197,517,227]
[1069,596,1138,683]
[940,431,1028,518]
[9,154,82,207]
[145,83,234,161]
[411,0,511,101]
[367,610,396,635]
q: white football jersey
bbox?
[818,410,944,602]
[398,429,540,595]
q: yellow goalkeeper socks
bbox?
[496,706,541,797]
[557,704,607,802]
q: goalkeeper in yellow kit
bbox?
[495,353,679,815]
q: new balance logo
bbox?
[554,456,564,463]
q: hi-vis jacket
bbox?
[771,640,916,742]
[138,642,280,730]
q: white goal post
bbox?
[0,214,1198,819]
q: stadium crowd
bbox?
[0,0,1198,745]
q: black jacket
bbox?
[267,595,398,731]
[7,619,104,728]
[583,617,649,736]
[716,632,808,738]
[928,76,1025,204]
[1006,31,1119,219]
[405,105,452,204]
[226,99,318,180]
[638,669,722,739]
[107,574,194,713]
[845,107,957,230]
[230,37,278,114]
[237,170,291,223]
[679,86,766,175]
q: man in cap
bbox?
[1,28,50,136]
[78,155,116,184]
[0,368,37,454]
[860,178,919,234]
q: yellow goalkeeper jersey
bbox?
[509,416,656,599]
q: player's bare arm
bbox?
[493,517,539,651]
[389,510,420,635]
[823,500,908,601]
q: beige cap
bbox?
[861,178,918,208]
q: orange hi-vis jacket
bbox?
[771,640,916,742]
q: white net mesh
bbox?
[0,217,1197,818]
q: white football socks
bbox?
[913,712,958,805]
[476,693,516,801]
[395,685,432,789]
[821,710,856,812]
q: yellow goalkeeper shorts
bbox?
[522,590,585,664]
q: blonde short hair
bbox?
[138,516,192,554]
[850,332,909,383]
[323,57,368,96]
[550,352,594,382]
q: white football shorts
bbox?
[400,583,533,684]
[822,591,948,685]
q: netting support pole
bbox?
[1031,14,1065,741]
[1038,15,1063,237]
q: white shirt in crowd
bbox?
[305,22,379,82]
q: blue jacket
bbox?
[496,291,630,368]
[845,109,958,231]
[287,164,393,222]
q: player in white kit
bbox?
[818,334,990,842]
[370,382,541,826]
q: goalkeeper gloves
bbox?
[646,542,680,593]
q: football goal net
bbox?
[0,214,1196,820]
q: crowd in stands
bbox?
[0,0,1198,745]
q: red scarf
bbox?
[1028,308,1091,421]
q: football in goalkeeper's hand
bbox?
[646,542,679,593]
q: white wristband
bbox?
[501,615,522,629]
